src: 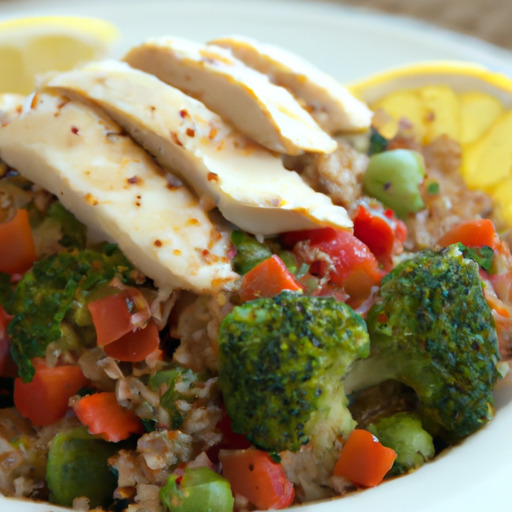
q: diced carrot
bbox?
[103,320,160,362]
[87,287,150,346]
[438,219,498,249]
[239,255,302,302]
[73,391,143,442]
[14,360,88,426]
[219,448,294,510]
[333,429,396,488]
[0,209,36,275]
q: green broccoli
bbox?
[367,412,435,476]
[217,291,370,453]
[45,202,88,249]
[5,244,141,382]
[345,244,500,443]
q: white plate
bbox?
[1,1,511,511]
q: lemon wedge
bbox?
[349,61,512,225]
[0,16,118,94]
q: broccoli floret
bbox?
[6,244,141,382]
[45,202,87,249]
[345,244,500,443]
[367,412,435,476]
[217,291,370,453]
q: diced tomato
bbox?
[208,410,252,463]
[0,209,36,275]
[103,320,160,362]
[217,412,252,450]
[73,391,144,442]
[14,360,88,426]
[281,227,383,303]
[87,287,151,346]
[333,429,396,487]
[219,449,294,510]
[353,204,407,269]
[438,219,498,249]
[239,255,302,302]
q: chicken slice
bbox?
[0,91,237,293]
[123,36,336,156]
[209,35,372,134]
[0,93,25,124]
[45,60,352,236]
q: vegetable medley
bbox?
[0,34,511,512]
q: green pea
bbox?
[160,467,234,512]
[46,427,118,508]
[363,149,426,218]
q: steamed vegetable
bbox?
[239,254,302,301]
[219,449,294,510]
[218,291,369,453]
[367,412,435,475]
[0,208,36,275]
[3,244,141,382]
[72,391,144,442]
[13,359,88,426]
[46,426,118,508]
[363,148,426,218]
[160,467,234,512]
[345,244,501,442]
[333,429,396,487]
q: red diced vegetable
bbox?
[73,391,144,442]
[282,227,382,302]
[219,449,295,510]
[0,209,36,275]
[103,320,160,362]
[333,429,396,487]
[14,360,88,426]
[87,287,150,346]
[353,204,407,269]
[239,254,302,302]
[438,219,498,249]
[217,412,252,450]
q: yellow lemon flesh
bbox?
[0,16,118,94]
[349,61,512,226]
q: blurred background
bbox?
[335,0,512,50]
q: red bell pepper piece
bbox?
[14,359,88,426]
[353,204,407,269]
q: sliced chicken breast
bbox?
[45,60,353,236]
[123,36,337,155]
[209,35,372,134]
[0,91,237,293]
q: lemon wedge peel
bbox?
[0,16,119,94]
[348,60,512,227]
[349,61,512,107]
